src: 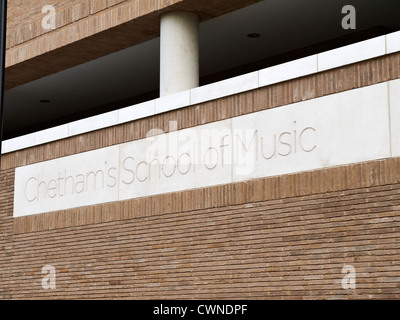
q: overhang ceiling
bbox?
[4,0,400,139]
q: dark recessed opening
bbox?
[40,100,51,103]
[247,33,261,38]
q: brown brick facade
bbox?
[1,53,400,299]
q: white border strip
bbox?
[2,31,400,155]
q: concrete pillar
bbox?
[160,11,199,97]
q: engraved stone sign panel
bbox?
[13,82,393,217]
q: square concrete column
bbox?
[160,11,199,97]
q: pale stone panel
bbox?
[118,119,233,201]
[14,145,120,217]
[259,55,317,87]
[387,31,400,54]
[118,100,155,125]
[68,110,118,137]
[232,82,391,182]
[389,79,400,156]
[190,71,259,105]
[155,90,191,114]
[318,36,386,72]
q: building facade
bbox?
[0,0,400,299]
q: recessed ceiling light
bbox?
[40,99,51,103]
[247,33,261,38]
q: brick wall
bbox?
[3,160,400,299]
[0,169,13,300]
[1,53,400,299]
